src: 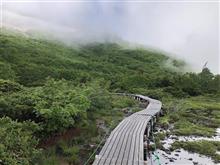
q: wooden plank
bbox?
[92,155,100,165]
[127,116,143,165]
[99,117,132,164]
[121,116,141,162]
[94,119,130,165]
[133,116,146,164]
[105,117,135,165]
[100,119,131,165]
[99,118,128,155]
[115,115,141,164]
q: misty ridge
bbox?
[3,26,188,74]
[2,1,219,73]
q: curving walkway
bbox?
[93,94,162,165]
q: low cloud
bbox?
[2,1,219,73]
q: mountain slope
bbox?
[0,32,184,90]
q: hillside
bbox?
[0,32,220,164]
[0,33,184,88]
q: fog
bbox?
[1,1,219,73]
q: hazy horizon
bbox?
[1,1,219,73]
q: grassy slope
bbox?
[0,32,183,89]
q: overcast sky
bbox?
[1,0,219,73]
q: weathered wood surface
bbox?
[93,94,162,165]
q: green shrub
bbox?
[0,79,22,93]
[0,117,41,165]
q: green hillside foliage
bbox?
[0,33,180,87]
[0,32,219,164]
[1,33,219,96]
[0,117,40,165]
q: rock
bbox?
[174,153,179,157]
[169,159,174,162]
[89,144,96,148]
[176,149,181,152]
[121,108,128,112]
[154,127,160,132]
[193,162,198,165]
[188,158,193,161]
[171,135,178,140]
[166,151,171,155]
[164,149,171,155]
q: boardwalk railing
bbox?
[93,94,162,165]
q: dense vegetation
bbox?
[0,117,40,165]
[0,32,219,164]
[159,95,220,137]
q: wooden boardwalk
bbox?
[93,94,162,165]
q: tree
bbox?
[212,75,220,93]
[33,78,91,134]
[198,68,214,93]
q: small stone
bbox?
[171,135,178,140]
[161,141,166,145]
[193,162,198,165]
[164,149,171,154]
[174,153,179,156]
[188,158,193,161]
[176,149,181,152]
[169,159,174,162]
[89,144,96,148]
[166,151,171,155]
